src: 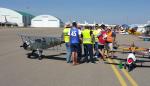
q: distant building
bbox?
[0,7,34,27]
[31,15,64,28]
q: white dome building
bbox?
[31,15,63,27]
[0,7,34,27]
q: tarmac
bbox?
[0,27,150,86]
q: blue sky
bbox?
[0,0,150,24]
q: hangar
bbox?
[31,15,64,27]
[0,7,34,27]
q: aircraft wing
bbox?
[19,34,63,50]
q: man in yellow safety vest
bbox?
[63,24,71,63]
[93,24,100,58]
[81,25,95,63]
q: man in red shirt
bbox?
[97,24,107,61]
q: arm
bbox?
[78,30,82,44]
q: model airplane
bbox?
[119,42,147,53]
[19,34,64,60]
[118,43,150,71]
[124,53,137,72]
[118,42,150,57]
[123,50,150,72]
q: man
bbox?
[93,24,100,58]
[63,24,71,63]
[82,25,95,63]
[77,25,82,63]
[106,27,115,58]
[97,26,107,61]
[68,22,81,65]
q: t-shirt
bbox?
[98,31,106,45]
[68,27,81,44]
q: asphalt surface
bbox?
[0,27,150,86]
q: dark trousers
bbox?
[77,44,82,63]
[83,44,94,63]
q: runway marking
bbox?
[113,59,138,86]
[107,58,127,86]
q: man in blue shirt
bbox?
[68,22,81,65]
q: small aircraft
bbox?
[19,34,64,60]
[123,48,150,72]
[118,42,147,53]
[117,42,150,58]
[115,42,150,71]
[2,16,18,27]
[123,53,137,71]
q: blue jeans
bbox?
[94,42,99,57]
[77,44,82,63]
[65,43,71,63]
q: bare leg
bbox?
[104,49,109,58]
[74,52,78,64]
[72,52,75,64]
[72,51,78,65]
[98,49,105,61]
[102,49,106,60]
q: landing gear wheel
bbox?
[27,54,31,58]
[38,55,43,60]
[27,53,38,59]
[37,50,43,60]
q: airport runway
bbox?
[0,28,150,86]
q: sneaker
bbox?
[91,62,97,64]
[67,61,71,63]
[94,56,98,58]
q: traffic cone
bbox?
[118,61,123,69]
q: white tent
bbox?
[31,15,63,27]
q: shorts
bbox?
[70,43,79,52]
[98,45,104,50]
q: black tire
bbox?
[27,54,31,58]
[38,56,43,60]
[27,53,38,59]
[37,50,43,60]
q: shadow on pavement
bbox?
[44,54,66,61]
[136,65,150,68]
[135,55,150,59]
[105,57,150,72]
[26,53,66,61]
